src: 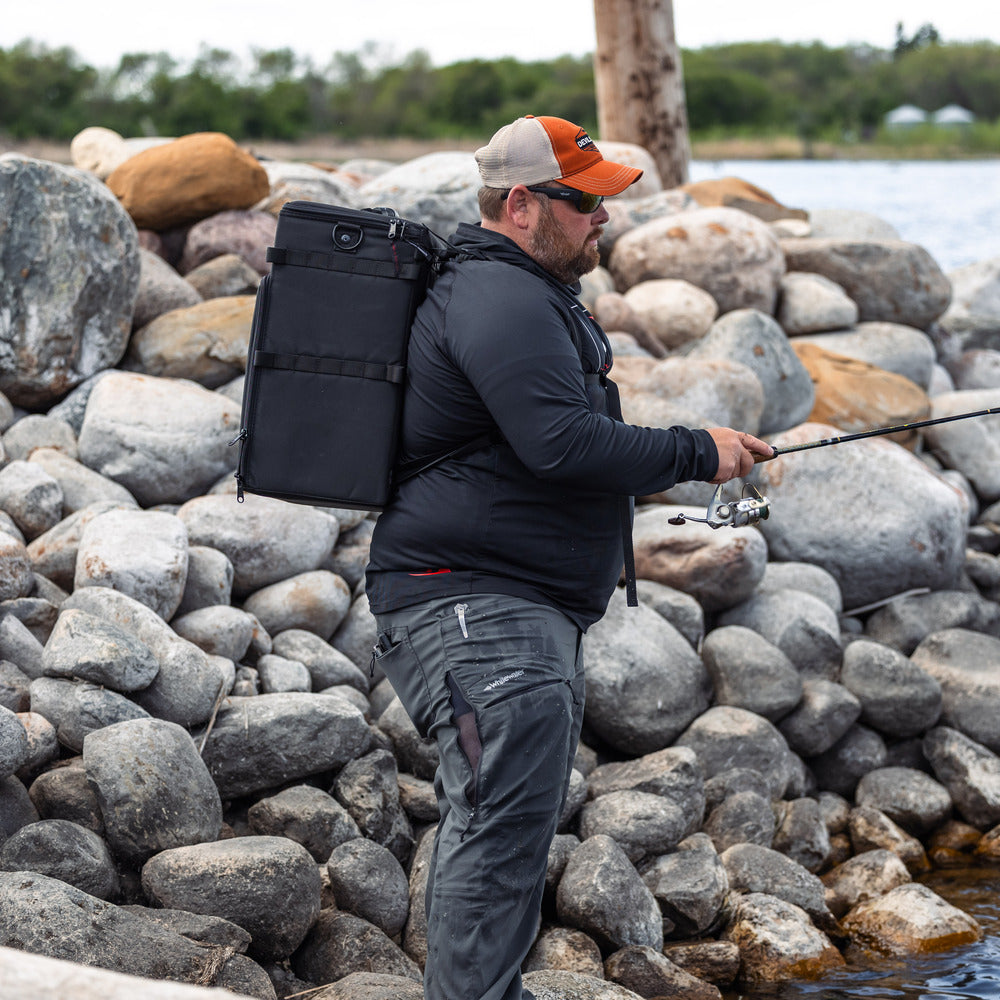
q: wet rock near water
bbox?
[0,127,1000,999]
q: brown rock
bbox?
[523,926,604,977]
[841,882,981,955]
[178,210,277,276]
[974,824,1000,860]
[792,342,930,448]
[107,133,270,231]
[680,176,783,208]
[848,805,931,874]
[605,945,721,1000]
[680,177,809,223]
[820,848,912,919]
[927,819,984,868]
[724,893,845,984]
[662,940,741,986]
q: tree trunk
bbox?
[593,0,691,187]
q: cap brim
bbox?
[559,159,643,196]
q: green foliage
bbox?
[0,36,997,149]
[0,41,98,138]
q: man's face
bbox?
[527,188,609,285]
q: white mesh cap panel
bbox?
[474,117,562,187]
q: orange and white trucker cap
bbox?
[475,115,643,196]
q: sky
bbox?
[4,1,996,71]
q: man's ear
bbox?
[504,185,536,230]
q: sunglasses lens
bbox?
[577,192,603,213]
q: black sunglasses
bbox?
[502,185,605,214]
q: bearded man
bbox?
[366,114,771,1000]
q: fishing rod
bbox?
[754,405,1000,463]
[669,405,1000,530]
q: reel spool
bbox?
[667,483,770,530]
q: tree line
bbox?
[2,30,998,145]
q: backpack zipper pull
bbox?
[454,603,469,638]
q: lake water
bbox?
[688,159,1000,274]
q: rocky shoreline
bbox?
[2,126,1000,1000]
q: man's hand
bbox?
[707,428,774,483]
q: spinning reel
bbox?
[667,483,771,530]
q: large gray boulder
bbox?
[0,871,266,992]
[839,638,942,737]
[77,371,241,507]
[675,706,797,800]
[779,238,951,329]
[358,152,481,235]
[74,508,189,620]
[83,718,222,863]
[556,835,663,952]
[686,309,814,434]
[755,424,966,609]
[0,944,263,1000]
[910,629,1000,754]
[177,494,338,596]
[0,819,119,899]
[923,726,1000,829]
[141,836,321,961]
[132,247,202,329]
[937,256,1000,352]
[28,676,150,753]
[583,589,710,755]
[922,388,1000,502]
[197,692,371,798]
[0,155,139,407]
[63,586,226,729]
[41,608,160,693]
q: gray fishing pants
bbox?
[373,593,586,1000]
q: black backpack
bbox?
[232,201,470,510]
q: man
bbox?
[366,115,771,1000]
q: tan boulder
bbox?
[607,207,786,314]
[106,132,270,231]
[841,882,981,955]
[679,176,807,222]
[792,342,930,448]
[126,295,256,388]
[622,278,718,352]
[723,893,844,984]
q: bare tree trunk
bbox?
[593,0,691,187]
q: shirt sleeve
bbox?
[441,265,719,497]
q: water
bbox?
[731,867,1000,1000]
[688,159,1000,274]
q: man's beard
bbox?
[528,199,601,284]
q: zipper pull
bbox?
[454,603,469,638]
[228,427,247,448]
